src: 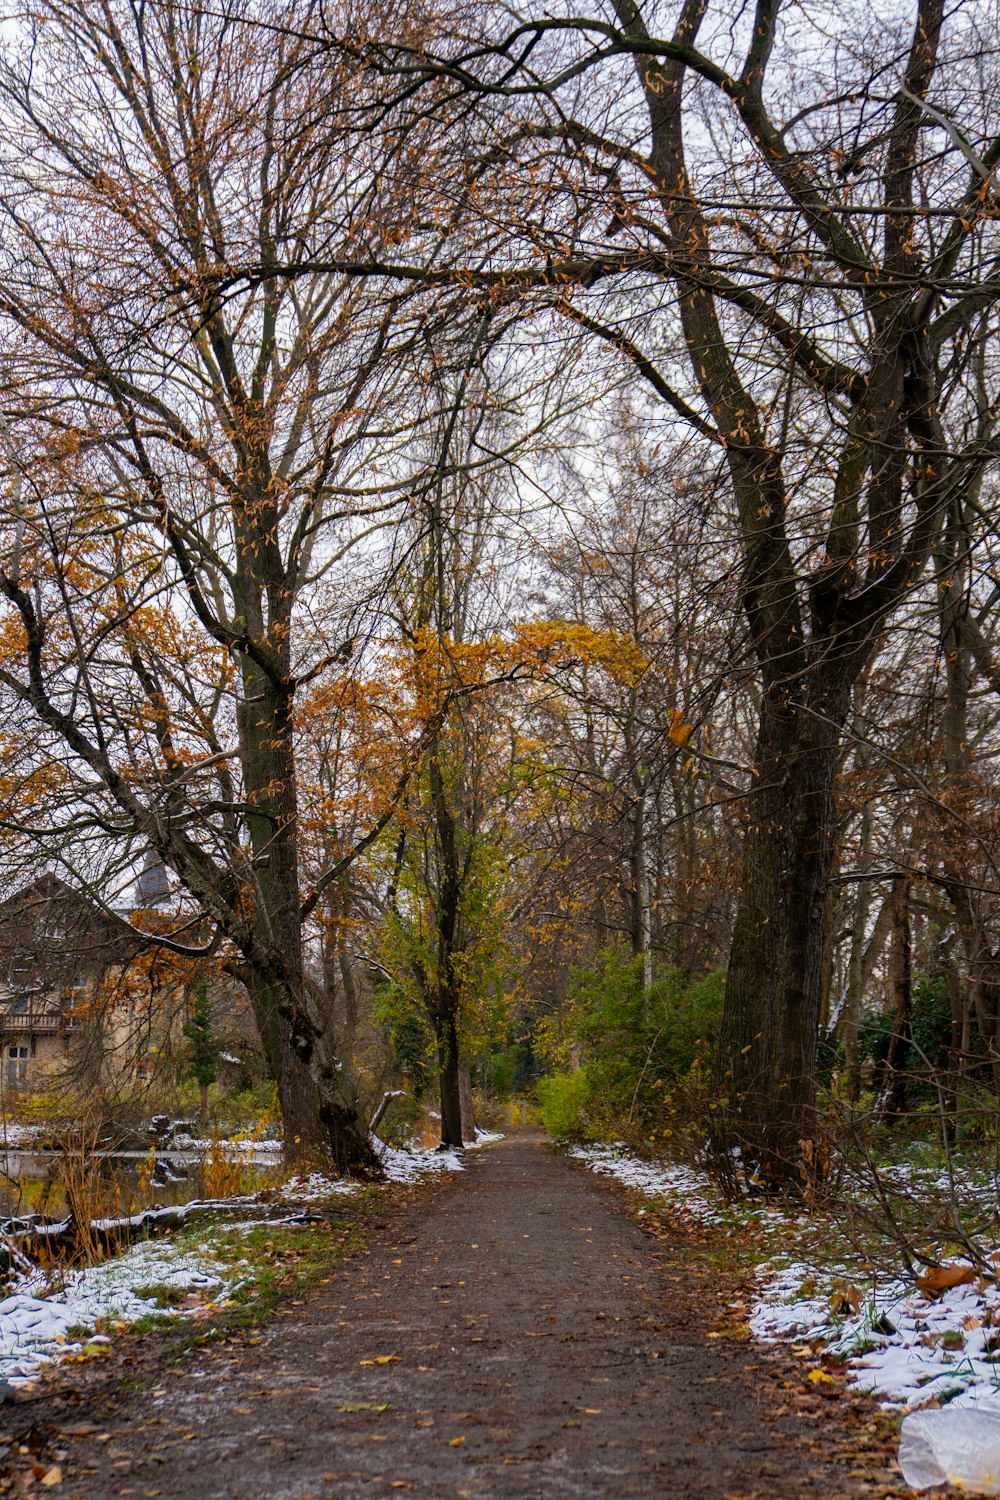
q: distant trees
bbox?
[532,429,742,984]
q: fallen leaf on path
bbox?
[339,1402,389,1413]
[448,1437,466,1447]
[40,1466,62,1487]
[359,1355,400,1365]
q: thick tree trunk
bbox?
[459,1055,476,1142]
[424,744,469,1150]
[239,661,379,1176]
[715,675,849,1186]
[245,971,314,1146]
[276,1013,321,1153]
[436,1011,464,1148]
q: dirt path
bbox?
[34,1135,911,1499]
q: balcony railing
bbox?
[0,1008,82,1036]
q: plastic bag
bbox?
[899,1408,1000,1493]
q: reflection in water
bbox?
[0,1149,281,1223]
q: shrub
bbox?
[859,972,967,1100]
[536,951,725,1145]
[536,1070,594,1141]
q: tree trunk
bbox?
[625,669,653,988]
[459,1055,476,1142]
[879,877,913,1123]
[842,866,873,1100]
[425,743,468,1150]
[841,880,894,1100]
[436,1012,464,1147]
[337,933,360,1062]
[276,1013,321,1153]
[629,785,653,990]
[943,945,965,1145]
[715,674,850,1185]
[238,659,378,1175]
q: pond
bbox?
[0,1147,283,1226]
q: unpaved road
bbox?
[41,1135,909,1499]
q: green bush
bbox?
[536,1069,594,1140]
[859,973,963,1089]
[479,1048,516,1101]
[536,950,725,1143]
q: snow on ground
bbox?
[377,1141,464,1181]
[281,1172,359,1201]
[180,1135,283,1156]
[0,1235,233,1387]
[0,1132,475,1390]
[571,1143,1000,1414]
[0,1122,43,1149]
[570,1144,723,1224]
[752,1256,1000,1410]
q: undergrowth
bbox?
[103,1190,380,1361]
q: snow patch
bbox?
[753,1258,1000,1410]
[0,1236,231,1386]
[571,1143,1000,1417]
[182,1136,282,1156]
[375,1140,465,1181]
[281,1172,358,1202]
[0,1122,42,1149]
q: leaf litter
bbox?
[573,1144,1000,1493]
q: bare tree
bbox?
[306,0,1000,1181]
[0,0,490,1169]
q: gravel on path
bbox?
[39,1134,910,1499]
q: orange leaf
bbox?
[915,1264,976,1297]
[668,717,694,748]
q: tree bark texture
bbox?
[715,672,853,1179]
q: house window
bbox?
[6,1046,27,1085]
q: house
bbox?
[0,873,146,1090]
[0,869,263,1097]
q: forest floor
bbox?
[0,1132,942,1499]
